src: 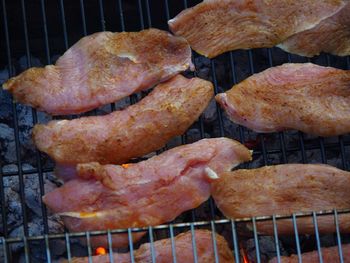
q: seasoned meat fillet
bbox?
[33,75,213,165]
[43,138,252,247]
[269,244,350,263]
[212,164,350,235]
[69,230,234,263]
[168,0,346,58]
[215,63,350,137]
[278,3,350,57]
[3,29,193,115]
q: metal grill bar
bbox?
[334,210,344,263]
[169,224,177,263]
[98,0,106,31]
[0,171,7,237]
[86,232,93,263]
[107,230,114,263]
[59,0,69,49]
[210,60,225,137]
[44,234,52,263]
[39,0,51,64]
[65,233,72,262]
[298,132,307,163]
[2,208,350,244]
[1,237,8,263]
[138,0,145,29]
[79,0,88,36]
[128,228,135,263]
[23,235,29,263]
[145,0,152,27]
[313,212,323,263]
[252,217,261,263]
[319,137,327,163]
[292,214,302,263]
[164,0,170,21]
[339,136,348,170]
[190,224,199,263]
[148,226,156,263]
[210,221,219,263]
[230,220,240,262]
[118,0,126,31]
[1,0,30,247]
[272,215,281,263]
[20,0,50,238]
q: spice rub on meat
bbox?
[215,63,350,137]
[168,0,346,58]
[43,138,252,247]
[69,230,234,263]
[212,164,350,236]
[3,28,193,115]
[278,2,350,57]
[33,75,213,165]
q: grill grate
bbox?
[1,0,350,262]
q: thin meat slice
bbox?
[3,28,193,115]
[33,75,213,165]
[278,3,350,57]
[69,230,234,263]
[168,0,346,58]
[43,138,252,247]
[215,63,350,137]
[269,244,350,263]
[211,164,350,236]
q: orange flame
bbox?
[243,253,249,263]
[122,163,131,168]
[240,246,249,263]
[95,247,107,256]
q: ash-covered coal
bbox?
[0,163,65,261]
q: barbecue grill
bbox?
[1,0,350,262]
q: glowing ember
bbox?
[95,247,107,256]
[240,246,250,263]
[122,163,131,168]
[243,253,249,263]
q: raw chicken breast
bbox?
[212,164,350,236]
[168,0,346,58]
[33,75,213,165]
[278,3,350,57]
[3,29,193,115]
[69,230,234,263]
[216,63,350,137]
[43,137,252,247]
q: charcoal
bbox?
[18,55,42,72]
[0,69,12,122]
[186,128,205,143]
[0,123,16,164]
[1,185,22,235]
[0,247,4,263]
[202,98,217,124]
[24,175,43,217]
[246,236,288,263]
[194,56,211,80]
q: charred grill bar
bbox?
[0,0,350,262]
